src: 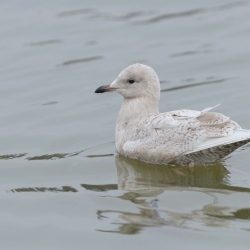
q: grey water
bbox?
[1,0,250,249]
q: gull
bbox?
[95,63,250,166]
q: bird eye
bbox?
[128,79,135,84]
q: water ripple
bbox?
[81,184,117,192]
[141,8,205,24]
[57,8,93,17]
[0,153,27,160]
[26,151,82,160]
[86,154,114,158]
[10,186,78,193]
[161,78,230,92]
[136,1,247,24]
[60,56,103,66]
[28,39,62,46]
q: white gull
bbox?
[95,63,250,166]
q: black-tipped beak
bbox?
[95,85,107,93]
[95,85,116,93]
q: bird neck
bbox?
[117,97,159,125]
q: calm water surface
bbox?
[1,0,250,249]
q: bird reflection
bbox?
[116,155,230,191]
[97,156,250,234]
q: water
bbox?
[1,0,250,249]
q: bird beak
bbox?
[95,84,117,93]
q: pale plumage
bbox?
[95,63,250,166]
